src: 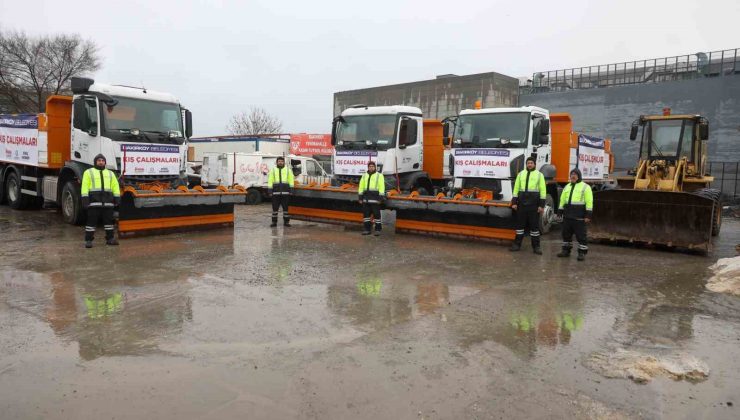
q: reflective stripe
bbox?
[530,231,541,237]
[562,242,572,246]
[578,244,589,250]
[89,202,103,207]
[515,229,525,234]
[85,227,96,231]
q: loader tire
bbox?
[61,181,84,226]
[694,188,722,236]
[245,188,261,205]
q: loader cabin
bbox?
[629,111,709,165]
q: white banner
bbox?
[0,115,39,166]
[121,143,181,176]
[334,150,377,176]
[452,148,511,178]
[577,135,605,180]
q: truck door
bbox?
[396,116,423,174]
[71,96,101,166]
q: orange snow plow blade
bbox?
[117,184,247,237]
[290,184,517,242]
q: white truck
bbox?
[0,77,245,236]
[331,105,448,194]
[200,152,331,204]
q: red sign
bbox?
[290,133,333,156]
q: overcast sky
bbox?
[1,0,738,136]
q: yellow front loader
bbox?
[590,111,722,252]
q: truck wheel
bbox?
[413,186,430,196]
[5,172,27,210]
[61,181,84,225]
[539,194,555,234]
[245,188,261,205]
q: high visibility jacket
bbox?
[559,181,593,219]
[358,172,385,202]
[81,167,120,207]
[267,166,294,194]
[512,169,546,207]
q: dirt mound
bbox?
[706,256,740,296]
[585,349,709,384]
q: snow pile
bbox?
[706,256,740,296]
[585,349,709,384]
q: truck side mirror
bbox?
[540,135,549,145]
[540,119,550,135]
[442,122,450,139]
[185,110,193,138]
[629,124,639,141]
[331,116,344,146]
[699,123,709,140]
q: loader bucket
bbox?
[589,189,715,252]
[391,194,516,241]
[290,185,365,226]
[117,185,246,237]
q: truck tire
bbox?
[245,188,261,205]
[61,181,84,225]
[6,171,27,210]
[539,194,555,234]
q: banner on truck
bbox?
[290,134,333,156]
[334,150,377,176]
[0,114,38,166]
[121,143,181,175]
[577,134,605,180]
[452,148,511,178]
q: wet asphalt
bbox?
[0,205,739,419]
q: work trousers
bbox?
[561,218,588,254]
[85,207,115,241]
[271,194,290,225]
[362,202,382,233]
[514,206,540,248]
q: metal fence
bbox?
[521,49,740,94]
[708,161,740,204]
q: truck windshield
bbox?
[641,119,694,160]
[336,115,397,151]
[103,97,184,142]
[454,113,529,148]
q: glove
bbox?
[556,209,563,217]
[113,196,121,207]
[267,189,273,198]
[81,196,90,209]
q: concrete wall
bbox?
[520,75,740,170]
[333,72,519,120]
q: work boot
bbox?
[362,231,371,236]
[284,221,291,227]
[373,230,380,237]
[85,241,93,249]
[557,248,571,258]
[509,242,521,252]
[106,238,119,246]
[577,251,586,261]
[270,222,277,227]
[533,246,542,255]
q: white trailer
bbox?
[188,136,290,162]
[200,152,331,204]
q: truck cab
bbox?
[70,77,192,186]
[331,105,443,194]
[448,106,553,201]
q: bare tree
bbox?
[226,107,283,135]
[0,30,101,113]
